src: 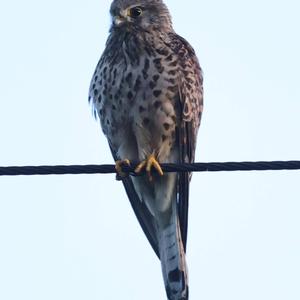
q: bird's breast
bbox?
[91,46,181,153]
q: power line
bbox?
[0,160,300,177]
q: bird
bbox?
[89,0,203,299]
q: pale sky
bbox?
[0,0,299,299]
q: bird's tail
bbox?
[158,201,189,300]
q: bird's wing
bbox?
[168,33,204,251]
[109,146,160,258]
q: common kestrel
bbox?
[89,1,203,299]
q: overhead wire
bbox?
[0,160,299,176]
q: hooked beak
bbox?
[113,15,126,26]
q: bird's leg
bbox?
[134,154,164,181]
[115,159,131,180]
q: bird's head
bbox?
[110,0,173,32]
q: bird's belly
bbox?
[95,56,180,162]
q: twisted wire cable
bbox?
[0,161,299,176]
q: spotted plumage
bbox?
[89,1,203,299]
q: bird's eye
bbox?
[129,6,143,18]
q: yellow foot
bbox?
[115,159,131,178]
[134,154,164,181]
